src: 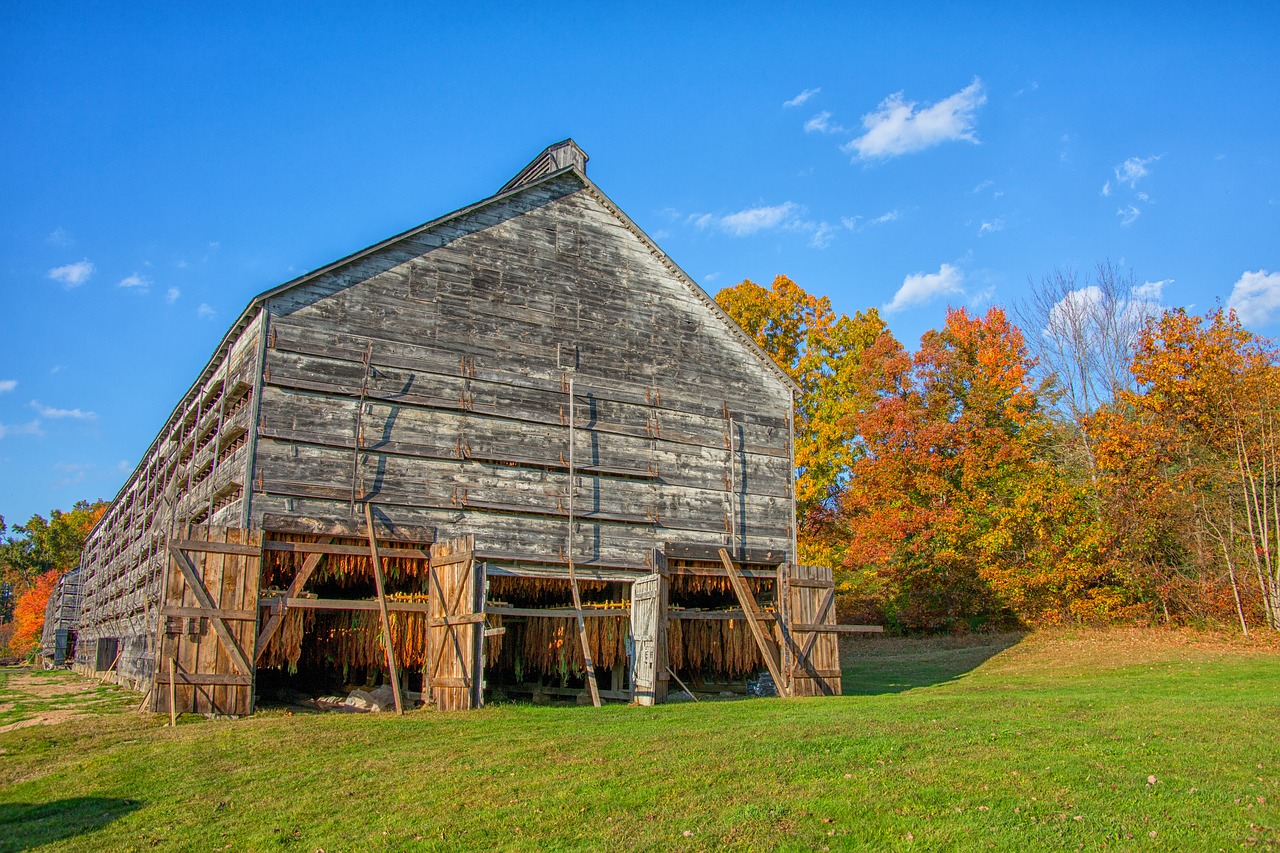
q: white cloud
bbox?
[704,272,722,283]
[1100,181,1112,197]
[1133,279,1171,301]
[0,419,44,440]
[118,273,149,292]
[810,222,839,249]
[882,263,965,314]
[1114,155,1159,189]
[116,459,132,473]
[978,218,1006,235]
[166,287,180,303]
[0,380,15,394]
[843,79,986,160]
[719,202,800,236]
[1117,205,1141,226]
[1228,270,1280,327]
[30,400,96,420]
[198,303,216,319]
[784,87,821,108]
[47,259,95,287]
[970,180,994,194]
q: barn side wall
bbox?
[249,173,796,575]
[75,311,265,688]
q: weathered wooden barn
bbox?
[39,567,82,667]
[73,140,842,714]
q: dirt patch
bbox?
[7,673,95,699]
[0,709,94,734]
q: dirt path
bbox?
[0,669,131,733]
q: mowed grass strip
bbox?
[0,629,1276,851]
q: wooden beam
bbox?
[262,540,429,559]
[793,623,884,634]
[169,538,261,556]
[259,596,432,613]
[666,542,786,564]
[719,548,788,697]
[167,544,253,676]
[566,375,601,709]
[365,502,404,715]
[161,605,257,621]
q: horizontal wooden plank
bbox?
[154,673,254,686]
[793,623,883,634]
[485,606,631,619]
[259,597,434,613]
[787,577,835,590]
[431,552,474,568]
[791,668,844,679]
[160,605,258,621]
[666,542,786,564]
[262,513,436,543]
[169,538,261,556]
[428,613,486,627]
[664,564,781,581]
[669,609,778,622]
[263,540,430,559]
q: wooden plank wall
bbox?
[250,173,796,576]
[787,564,841,697]
[75,313,264,690]
[153,525,263,716]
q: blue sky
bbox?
[2,3,1278,524]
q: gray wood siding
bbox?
[253,173,794,572]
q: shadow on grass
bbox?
[0,797,141,852]
[840,631,1027,695]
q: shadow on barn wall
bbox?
[839,631,1027,695]
[0,797,142,852]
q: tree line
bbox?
[716,268,1280,633]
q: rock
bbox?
[367,684,397,711]
[344,689,376,711]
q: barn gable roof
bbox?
[100,141,799,525]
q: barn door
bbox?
[630,573,665,706]
[154,525,263,716]
[426,535,483,710]
[787,564,841,696]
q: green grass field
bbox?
[1,629,1277,851]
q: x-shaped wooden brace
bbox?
[167,543,253,677]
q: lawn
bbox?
[1,629,1277,851]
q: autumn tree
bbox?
[0,500,106,622]
[716,275,890,567]
[840,307,1050,629]
[7,568,60,658]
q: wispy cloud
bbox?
[52,461,91,488]
[1117,204,1141,226]
[116,459,132,474]
[840,210,901,232]
[978,218,1006,236]
[0,380,15,394]
[47,259,95,287]
[1114,155,1159,189]
[166,287,180,303]
[718,202,800,236]
[804,111,847,134]
[882,263,965,314]
[46,227,74,248]
[784,87,821,108]
[843,79,986,160]
[0,419,44,440]
[1133,279,1171,301]
[704,272,722,283]
[118,273,150,292]
[689,201,844,249]
[30,400,96,420]
[198,303,216,319]
[1228,270,1280,327]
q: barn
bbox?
[39,566,82,667]
[72,140,843,714]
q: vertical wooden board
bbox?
[240,530,262,715]
[428,534,476,711]
[199,527,227,713]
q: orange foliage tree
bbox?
[8,568,60,657]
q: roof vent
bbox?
[498,139,589,194]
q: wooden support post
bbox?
[365,502,404,715]
[168,656,177,726]
[719,548,789,697]
[566,374,601,707]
